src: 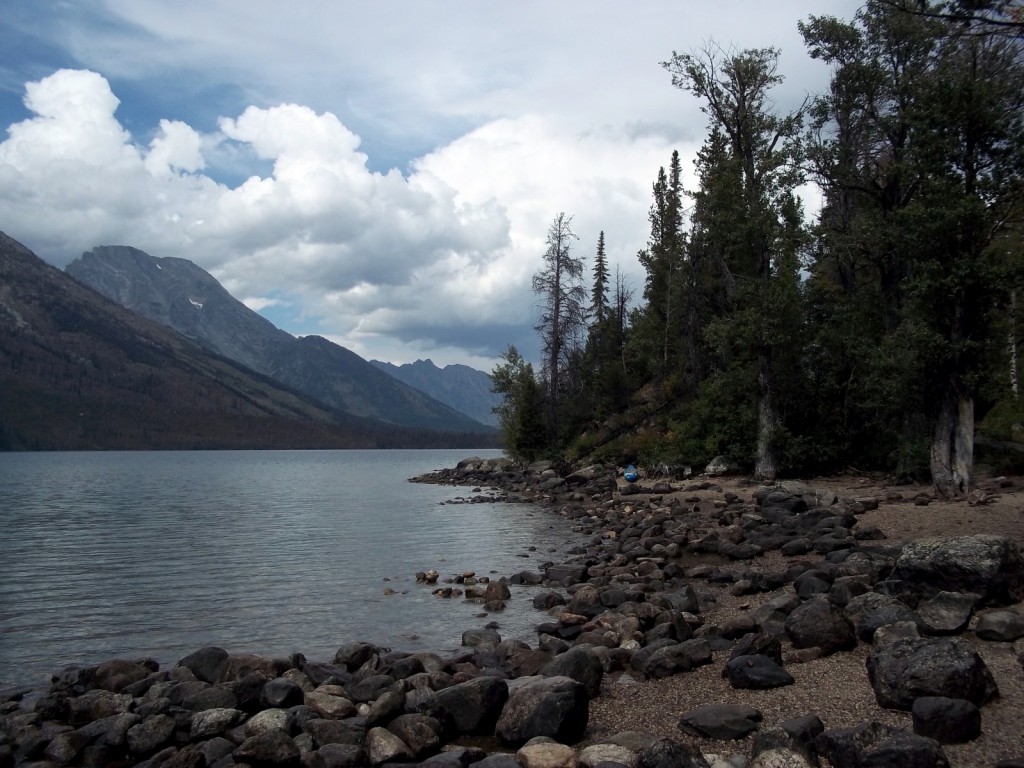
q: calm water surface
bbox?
[0,450,579,690]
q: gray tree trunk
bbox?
[930,383,974,498]
[1010,290,1018,400]
[755,350,780,483]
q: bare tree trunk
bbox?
[930,380,974,498]
[755,348,780,482]
[1010,289,1019,400]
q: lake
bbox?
[0,449,580,691]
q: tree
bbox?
[583,234,633,418]
[801,0,1024,495]
[533,213,588,441]
[662,45,806,481]
[491,345,545,461]
[877,0,1024,36]
[591,231,610,323]
[634,152,687,381]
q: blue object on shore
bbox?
[624,464,639,483]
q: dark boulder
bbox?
[974,609,1024,641]
[785,596,856,656]
[234,727,301,766]
[435,675,508,736]
[815,721,895,768]
[724,654,795,690]
[306,743,365,768]
[261,677,306,709]
[303,718,366,748]
[92,659,152,693]
[857,604,922,644]
[860,732,949,768]
[915,592,977,636]
[678,703,762,740]
[911,696,981,744]
[891,535,1024,606]
[638,639,712,680]
[333,642,382,671]
[866,637,999,710]
[177,646,229,684]
[635,737,710,768]
[126,714,176,757]
[494,676,589,746]
[385,713,441,758]
[541,647,604,697]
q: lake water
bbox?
[0,450,581,691]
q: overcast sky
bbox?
[0,1,861,370]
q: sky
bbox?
[0,0,862,371]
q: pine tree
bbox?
[662,45,806,481]
[591,231,610,323]
[532,213,587,442]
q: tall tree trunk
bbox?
[930,377,974,498]
[1010,290,1019,400]
[755,346,781,482]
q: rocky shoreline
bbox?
[3,457,1023,768]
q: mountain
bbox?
[0,232,492,450]
[370,358,501,428]
[66,246,494,434]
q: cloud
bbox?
[0,0,864,368]
[0,68,685,366]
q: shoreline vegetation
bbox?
[3,457,1023,768]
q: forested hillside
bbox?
[492,0,1024,497]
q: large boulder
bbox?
[785,597,857,655]
[494,676,589,746]
[386,713,442,758]
[678,703,762,740]
[435,675,509,735]
[725,654,795,690]
[178,646,229,684]
[974,609,1024,641]
[915,592,977,635]
[637,639,712,679]
[234,727,302,766]
[891,535,1024,606]
[541,647,604,697]
[911,697,981,744]
[866,637,999,710]
[92,659,152,692]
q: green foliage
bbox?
[670,364,758,470]
[491,345,546,461]
[506,2,1024,486]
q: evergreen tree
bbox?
[801,0,1024,494]
[634,152,687,382]
[532,213,587,442]
[583,234,632,418]
[662,45,806,481]
[591,231,610,322]
[491,345,545,461]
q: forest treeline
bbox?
[492,0,1024,497]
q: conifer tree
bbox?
[662,45,806,481]
[801,0,1024,495]
[533,213,587,442]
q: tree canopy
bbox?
[492,0,1024,494]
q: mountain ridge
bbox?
[66,245,494,434]
[370,358,500,428]
[0,232,493,450]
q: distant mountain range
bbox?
[0,232,498,450]
[66,245,495,435]
[371,358,500,428]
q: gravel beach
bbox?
[584,473,1024,768]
